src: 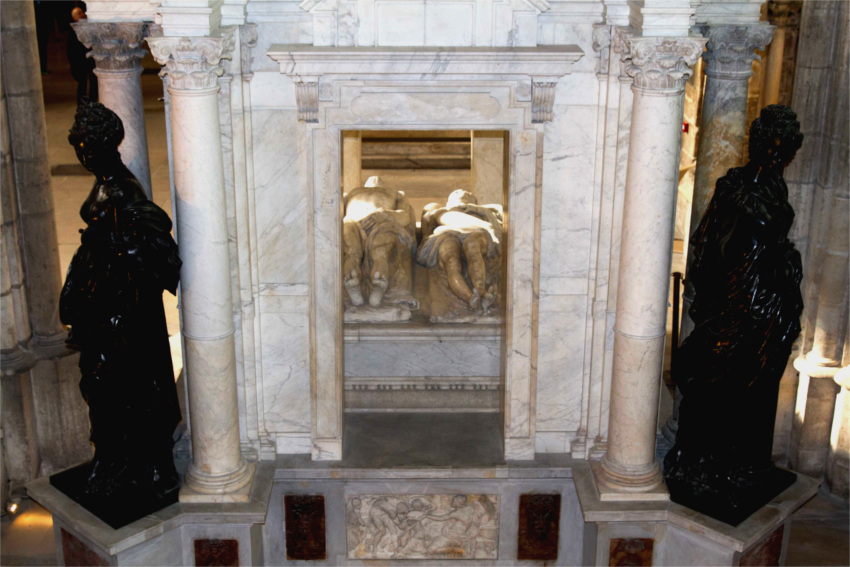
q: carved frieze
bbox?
[71,22,148,72]
[147,29,235,91]
[699,24,775,79]
[346,494,499,560]
[621,36,707,92]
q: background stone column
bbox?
[596,35,705,498]
[680,24,773,340]
[72,22,153,199]
[0,0,66,349]
[148,31,254,502]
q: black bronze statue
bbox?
[663,105,805,526]
[52,98,182,529]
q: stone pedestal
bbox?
[596,35,705,498]
[72,22,153,199]
[148,30,254,502]
[827,367,850,498]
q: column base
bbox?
[180,461,255,503]
[504,437,535,460]
[593,458,669,502]
[312,438,343,461]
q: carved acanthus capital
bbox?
[621,36,707,92]
[71,22,148,72]
[240,24,258,75]
[699,24,774,79]
[147,30,235,91]
[592,25,612,75]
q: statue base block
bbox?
[666,466,796,526]
[50,462,179,529]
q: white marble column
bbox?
[72,22,153,199]
[595,35,706,498]
[148,30,254,502]
[680,24,773,340]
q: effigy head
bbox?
[748,105,803,170]
[68,97,125,173]
[447,189,477,208]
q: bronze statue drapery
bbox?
[53,98,182,528]
[663,105,805,525]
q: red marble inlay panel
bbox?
[284,494,327,560]
[609,537,654,567]
[61,528,109,567]
[194,538,239,567]
[740,525,784,566]
[517,493,561,560]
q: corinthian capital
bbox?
[621,36,707,92]
[699,24,774,79]
[71,22,148,71]
[147,30,235,91]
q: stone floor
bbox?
[2,27,848,567]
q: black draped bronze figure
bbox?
[52,98,182,528]
[663,105,805,526]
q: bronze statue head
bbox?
[748,105,804,171]
[68,97,125,173]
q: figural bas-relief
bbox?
[346,494,499,560]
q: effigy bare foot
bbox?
[482,291,496,311]
[369,272,388,307]
[469,289,482,311]
[344,269,364,306]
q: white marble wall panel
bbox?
[252,109,309,285]
[377,3,425,46]
[554,71,601,107]
[539,104,598,282]
[537,21,597,73]
[345,341,501,377]
[259,294,311,434]
[536,294,586,433]
[250,72,296,109]
[248,12,312,72]
[425,3,475,46]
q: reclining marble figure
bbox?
[417,190,502,322]
[343,176,419,312]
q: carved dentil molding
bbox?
[699,24,774,79]
[71,22,148,71]
[147,30,235,91]
[621,36,707,92]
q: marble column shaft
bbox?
[598,35,705,495]
[72,22,153,199]
[680,24,773,340]
[148,31,253,500]
[0,1,65,348]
